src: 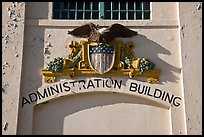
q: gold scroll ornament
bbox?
[42,40,161,84]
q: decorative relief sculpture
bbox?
[42,23,161,84]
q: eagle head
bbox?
[98,28,110,35]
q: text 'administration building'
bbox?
[2,2,202,135]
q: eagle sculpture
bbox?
[67,23,138,44]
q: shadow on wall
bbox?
[56,34,181,84]
[19,27,45,93]
[32,92,169,135]
[129,34,181,84]
[17,22,46,134]
[18,28,180,92]
[25,2,49,19]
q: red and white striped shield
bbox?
[88,43,115,74]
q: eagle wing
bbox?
[102,23,138,43]
[68,23,99,39]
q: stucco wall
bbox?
[17,2,184,135]
[2,2,25,135]
[32,92,171,135]
[178,2,202,135]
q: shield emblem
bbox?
[88,43,115,74]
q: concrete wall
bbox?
[2,2,202,135]
[178,2,202,135]
[2,2,25,135]
[33,92,171,135]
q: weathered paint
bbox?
[2,2,25,135]
[178,2,202,135]
[2,2,202,135]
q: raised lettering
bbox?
[78,80,86,90]
[164,92,174,104]
[93,78,101,87]
[114,80,122,89]
[146,87,152,96]
[21,97,30,107]
[70,81,77,87]
[87,79,95,89]
[37,90,49,100]
[105,79,112,88]
[63,82,71,91]
[50,85,60,94]
[154,88,162,98]
[29,92,38,102]
[173,96,181,107]
[129,82,137,92]
[138,85,145,94]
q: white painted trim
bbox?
[48,2,53,20]
[19,77,180,109]
[25,19,178,28]
[176,2,187,135]
[150,2,153,20]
